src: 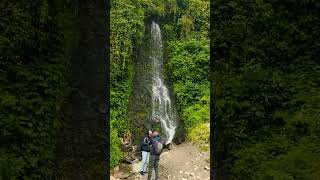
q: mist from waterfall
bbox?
[150,21,177,145]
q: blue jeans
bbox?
[140,151,150,172]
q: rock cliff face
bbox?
[53,0,108,179]
[128,22,184,145]
[128,24,155,144]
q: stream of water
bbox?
[150,21,177,145]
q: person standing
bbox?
[147,131,163,180]
[139,131,152,175]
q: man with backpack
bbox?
[139,130,153,175]
[147,131,163,180]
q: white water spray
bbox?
[150,21,177,145]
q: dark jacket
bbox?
[140,136,151,152]
[149,135,161,155]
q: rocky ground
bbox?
[110,142,210,180]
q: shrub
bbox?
[110,127,122,169]
[188,123,210,151]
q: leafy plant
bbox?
[188,123,210,151]
[110,127,122,169]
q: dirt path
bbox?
[111,142,210,180]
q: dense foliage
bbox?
[165,0,210,149]
[110,124,122,168]
[110,0,147,168]
[166,40,210,145]
[0,1,66,178]
[212,0,320,179]
[110,0,210,168]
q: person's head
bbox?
[147,130,152,137]
[152,131,159,137]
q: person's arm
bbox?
[149,138,154,145]
[142,137,149,145]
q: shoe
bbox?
[139,171,144,175]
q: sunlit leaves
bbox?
[168,39,209,83]
[110,127,123,168]
[111,0,145,82]
[177,15,194,40]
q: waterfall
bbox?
[150,21,177,145]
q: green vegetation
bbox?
[110,125,123,168]
[1,0,107,178]
[167,40,210,133]
[189,123,210,151]
[165,0,210,149]
[0,1,66,178]
[110,0,210,168]
[212,0,320,179]
[110,0,145,168]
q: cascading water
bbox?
[150,21,177,145]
